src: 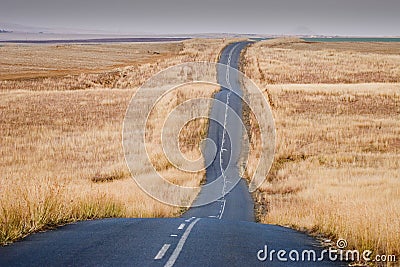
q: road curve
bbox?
[0,42,344,267]
[182,41,254,221]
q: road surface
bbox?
[0,42,344,266]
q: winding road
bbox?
[0,42,344,266]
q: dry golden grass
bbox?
[0,38,228,91]
[0,86,217,244]
[244,38,400,84]
[0,42,182,80]
[0,39,228,245]
[243,39,400,259]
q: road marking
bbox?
[218,199,226,219]
[208,215,218,218]
[226,70,231,87]
[184,217,195,223]
[154,244,171,260]
[220,44,242,199]
[164,218,201,267]
[170,234,178,237]
[225,43,240,87]
[178,223,185,230]
[217,43,242,215]
[220,89,231,197]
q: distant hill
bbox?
[286,26,316,36]
[0,22,52,33]
[0,22,151,35]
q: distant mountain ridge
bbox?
[1,22,398,39]
[0,22,151,35]
[0,22,52,33]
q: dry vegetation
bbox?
[0,42,182,80]
[244,38,400,84]
[244,39,400,259]
[0,39,228,244]
[0,38,228,90]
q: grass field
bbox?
[0,39,228,91]
[244,38,400,84]
[244,38,400,259]
[0,42,182,80]
[0,39,227,244]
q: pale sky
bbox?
[1,0,399,36]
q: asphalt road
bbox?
[183,41,254,221]
[0,42,344,267]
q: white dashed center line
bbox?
[164,218,201,267]
[178,223,185,230]
[154,244,171,260]
[220,43,240,199]
[218,199,226,219]
[225,43,240,87]
[184,217,195,223]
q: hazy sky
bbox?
[1,0,399,36]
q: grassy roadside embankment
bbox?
[243,38,400,259]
